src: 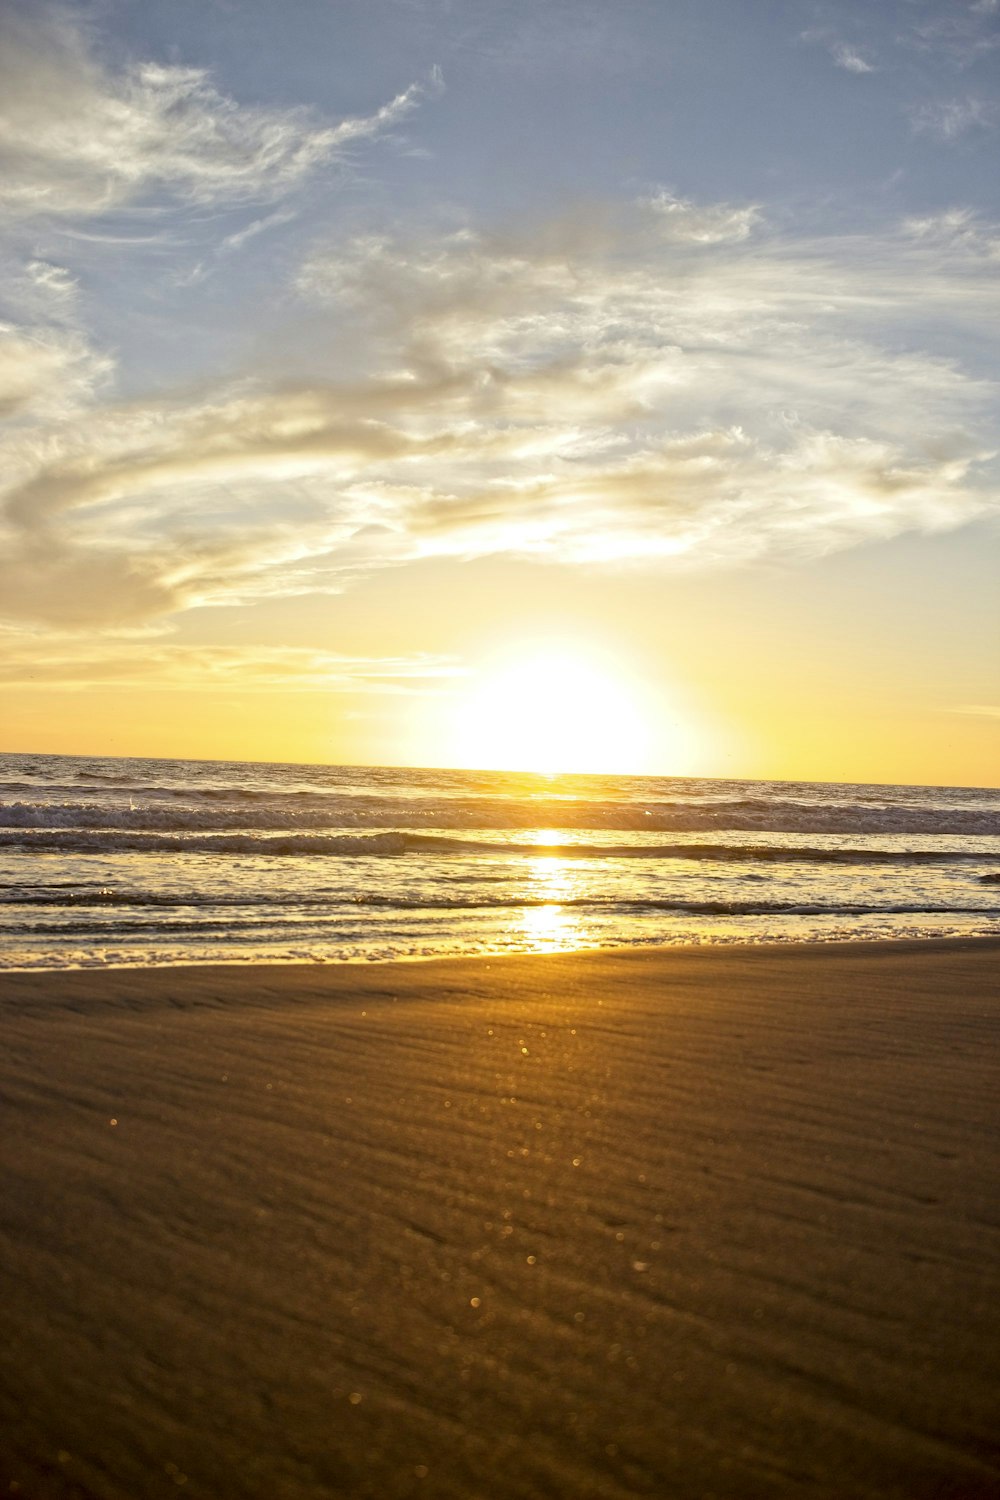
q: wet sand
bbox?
[2,940,999,1499]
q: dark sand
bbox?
[1,940,999,1499]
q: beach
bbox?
[2,940,999,1499]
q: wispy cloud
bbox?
[0,165,117,431]
[0,324,111,419]
[218,210,299,257]
[168,209,301,288]
[0,252,112,419]
[799,29,877,75]
[1,194,997,629]
[643,191,760,243]
[908,96,999,141]
[830,42,876,74]
[905,1,1000,67]
[901,209,1000,261]
[0,4,434,221]
[0,3,448,627]
[0,636,466,693]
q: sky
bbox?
[0,0,998,784]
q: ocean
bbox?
[0,751,998,969]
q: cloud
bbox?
[909,97,999,140]
[643,192,760,243]
[0,3,432,221]
[799,30,877,75]
[393,432,990,571]
[830,42,876,74]
[1,194,998,629]
[0,636,465,693]
[0,377,479,624]
[804,5,997,83]
[905,1,1000,67]
[0,323,110,419]
[0,254,112,418]
[901,209,1000,261]
[218,209,299,257]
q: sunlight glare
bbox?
[453,647,652,775]
[520,847,583,951]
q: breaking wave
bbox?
[1,827,999,864]
[2,795,998,837]
[9,898,999,930]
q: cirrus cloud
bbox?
[908,96,999,140]
[0,3,434,221]
[0,633,465,693]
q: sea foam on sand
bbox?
[1,940,998,1499]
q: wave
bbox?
[2,795,998,836]
[7,901,999,935]
[1,827,998,865]
[72,770,144,785]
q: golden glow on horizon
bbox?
[451,648,654,776]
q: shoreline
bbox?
[3,929,1000,988]
[2,941,999,1497]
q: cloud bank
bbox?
[0,3,997,655]
[2,196,998,630]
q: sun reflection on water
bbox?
[518,839,585,952]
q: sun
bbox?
[452,646,652,775]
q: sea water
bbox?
[0,751,998,968]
